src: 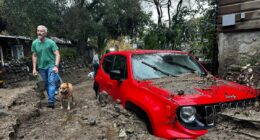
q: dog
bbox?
[87,71,94,79]
[58,82,74,110]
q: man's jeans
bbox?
[38,67,59,105]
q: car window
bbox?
[132,53,206,80]
[112,55,128,79]
[102,55,114,74]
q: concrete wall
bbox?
[218,32,260,75]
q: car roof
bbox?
[106,50,189,56]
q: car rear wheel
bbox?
[125,102,153,134]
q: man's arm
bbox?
[32,52,37,75]
[53,50,60,73]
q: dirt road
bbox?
[0,70,158,140]
[0,69,260,140]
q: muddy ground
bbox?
[0,69,260,140]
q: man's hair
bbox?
[37,25,48,33]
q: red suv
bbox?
[93,50,257,139]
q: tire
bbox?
[126,102,153,134]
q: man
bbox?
[92,50,99,78]
[32,25,60,108]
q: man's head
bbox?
[37,25,47,40]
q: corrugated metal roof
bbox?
[0,35,32,40]
[50,37,71,44]
[0,35,72,44]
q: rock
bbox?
[82,105,89,109]
[81,116,88,120]
[228,64,241,71]
[0,110,9,117]
[114,105,121,112]
[242,64,251,69]
[119,128,126,138]
[126,127,134,134]
[254,101,259,107]
[89,118,96,126]
[248,68,253,73]
[121,109,131,117]
[113,123,117,128]
[69,109,77,114]
[0,103,4,109]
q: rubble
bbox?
[223,63,260,89]
[152,73,218,94]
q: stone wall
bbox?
[218,32,260,76]
[0,57,87,87]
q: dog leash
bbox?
[56,73,63,83]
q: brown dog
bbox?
[58,82,74,110]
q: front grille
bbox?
[178,98,257,130]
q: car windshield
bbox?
[132,53,207,80]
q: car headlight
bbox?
[180,106,196,123]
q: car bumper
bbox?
[155,122,208,139]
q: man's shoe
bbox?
[47,104,55,109]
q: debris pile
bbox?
[223,63,260,89]
[152,73,217,94]
[0,59,30,85]
[97,94,159,139]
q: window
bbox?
[112,55,127,79]
[102,55,114,74]
[132,53,206,80]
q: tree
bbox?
[1,0,66,36]
[63,0,149,52]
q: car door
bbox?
[97,55,115,95]
[109,55,128,101]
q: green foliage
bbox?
[60,47,78,58]
[143,25,166,50]
[143,0,217,61]
[1,0,65,36]
[63,0,149,52]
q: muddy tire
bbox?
[125,102,153,134]
[98,92,109,107]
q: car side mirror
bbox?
[110,70,122,81]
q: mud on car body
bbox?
[93,50,258,139]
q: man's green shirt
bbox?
[31,38,58,69]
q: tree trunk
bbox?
[167,0,171,27]
[153,0,162,25]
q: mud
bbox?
[0,69,159,140]
[201,113,260,140]
[152,73,218,94]
[0,69,260,140]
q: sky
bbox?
[141,0,208,24]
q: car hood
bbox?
[141,73,257,106]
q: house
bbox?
[217,0,260,75]
[0,35,32,66]
[0,35,74,66]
